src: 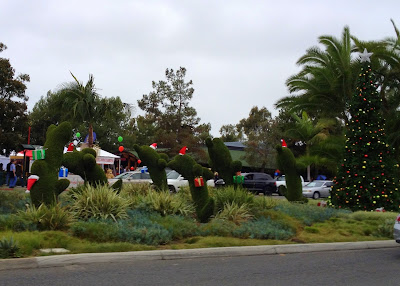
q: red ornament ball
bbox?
[119,146,124,152]
[130,167,134,171]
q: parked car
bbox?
[275,175,308,195]
[394,214,400,243]
[167,170,215,192]
[242,172,277,195]
[108,171,152,186]
[302,180,334,199]
[108,169,214,192]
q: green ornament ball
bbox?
[76,132,81,138]
[118,136,123,142]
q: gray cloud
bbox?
[1,0,399,136]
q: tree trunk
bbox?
[88,123,93,148]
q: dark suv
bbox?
[242,172,277,195]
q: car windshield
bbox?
[305,181,325,187]
[167,170,181,179]
[114,173,131,179]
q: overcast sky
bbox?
[2,0,400,136]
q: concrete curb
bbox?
[0,240,397,271]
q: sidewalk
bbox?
[0,240,397,271]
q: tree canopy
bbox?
[137,67,210,159]
[0,43,29,155]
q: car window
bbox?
[141,173,151,179]
[167,171,181,179]
[305,181,324,187]
[276,176,285,181]
[129,173,141,180]
[325,182,333,187]
[244,174,253,180]
[115,173,131,179]
[253,174,265,180]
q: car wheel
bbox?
[278,185,286,196]
[263,187,272,196]
[313,192,320,200]
[168,185,176,193]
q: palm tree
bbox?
[61,73,101,148]
[276,27,359,124]
[285,112,340,180]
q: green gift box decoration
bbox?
[233,175,244,184]
[32,149,46,160]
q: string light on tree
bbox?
[330,49,400,211]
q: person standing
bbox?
[5,161,12,186]
[16,162,24,187]
[9,160,17,188]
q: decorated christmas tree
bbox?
[331,49,400,211]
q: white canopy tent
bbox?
[63,147,120,164]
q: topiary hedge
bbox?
[134,144,168,191]
[30,122,72,207]
[206,137,242,186]
[168,154,214,223]
[276,145,307,202]
[62,148,107,186]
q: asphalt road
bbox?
[1,247,399,286]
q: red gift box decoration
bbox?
[194,177,204,187]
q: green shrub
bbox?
[153,215,199,240]
[215,202,253,225]
[16,203,74,231]
[347,211,398,222]
[0,191,31,214]
[304,226,320,233]
[69,184,131,221]
[71,210,173,245]
[0,236,20,259]
[71,220,119,242]
[275,201,348,226]
[373,219,394,238]
[140,190,195,217]
[0,214,37,232]
[212,186,254,213]
[233,217,295,240]
[117,210,173,245]
[121,182,152,197]
[251,196,277,213]
[199,218,237,237]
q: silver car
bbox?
[394,215,400,243]
[302,180,334,199]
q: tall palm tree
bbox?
[276,27,359,124]
[61,73,101,148]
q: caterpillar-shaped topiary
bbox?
[30,122,72,207]
[134,144,168,191]
[276,145,307,203]
[168,154,214,222]
[205,137,242,186]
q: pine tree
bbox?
[331,49,400,211]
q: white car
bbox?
[167,170,215,192]
[108,171,152,186]
[108,169,213,192]
[394,214,400,243]
[302,180,334,199]
[275,175,308,195]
